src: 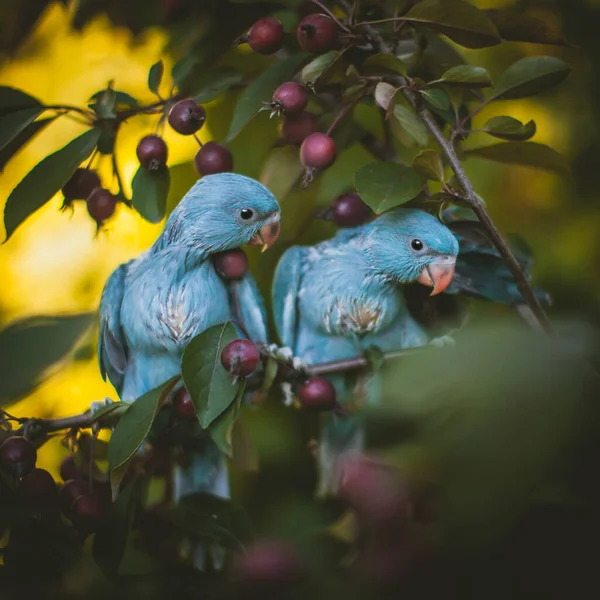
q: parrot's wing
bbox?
[98,261,131,394]
[272,246,309,350]
[230,273,269,343]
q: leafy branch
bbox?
[336,0,554,334]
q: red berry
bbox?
[70,494,103,534]
[59,479,90,515]
[296,377,337,411]
[272,82,309,114]
[18,468,57,507]
[0,437,37,478]
[300,133,337,170]
[247,18,284,54]
[86,188,116,224]
[60,455,83,482]
[297,14,339,53]
[168,99,206,135]
[333,193,373,227]
[213,248,248,280]
[173,387,196,421]
[62,168,101,200]
[136,134,168,171]
[221,339,260,377]
[235,540,306,586]
[279,111,320,145]
[194,142,234,176]
[339,456,411,523]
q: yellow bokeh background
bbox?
[0,4,214,475]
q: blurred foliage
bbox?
[0,0,599,598]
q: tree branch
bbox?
[335,0,554,334]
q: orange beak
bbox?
[248,219,281,252]
[416,259,456,296]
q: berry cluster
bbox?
[0,436,106,535]
[241,13,342,182]
[136,98,234,178]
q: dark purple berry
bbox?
[221,339,260,377]
[272,82,309,115]
[213,248,248,280]
[136,134,168,171]
[59,479,90,515]
[297,14,339,53]
[0,437,37,478]
[70,494,103,534]
[62,168,101,200]
[300,132,336,170]
[247,18,284,54]
[194,142,234,176]
[168,99,206,135]
[18,468,57,507]
[279,111,320,145]
[60,455,83,482]
[333,193,373,227]
[297,377,337,411]
[235,540,307,586]
[86,188,116,224]
[173,387,196,421]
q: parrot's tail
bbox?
[317,413,365,497]
[172,441,230,571]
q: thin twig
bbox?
[336,0,553,334]
[311,0,352,32]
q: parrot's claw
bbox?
[89,397,116,416]
[292,356,309,374]
[428,335,455,348]
[280,381,295,407]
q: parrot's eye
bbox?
[240,209,254,220]
[411,239,423,251]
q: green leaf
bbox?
[354,163,427,214]
[420,88,450,111]
[209,380,246,457]
[192,69,244,103]
[89,86,117,119]
[465,142,570,174]
[301,50,340,87]
[362,53,406,76]
[0,313,94,406]
[181,322,240,428]
[131,166,170,223]
[405,0,501,49]
[89,90,139,109]
[492,56,571,100]
[392,103,429,147]
[260,146,304,200]
[374,82,397,111]
[260,356,279,394]
[482,116,536,141]
[92,479,141,579]
[432,65,492,88]
[0,107,44,152]
[4,128,101,240]
[108,377,179,471]
[0,86,41,116]
[0,116,55,172]
[413,150,445,182]
[148,60,164,95]
[485,9,569,47]
[227,53,310,141]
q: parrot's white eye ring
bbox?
[411,239,423,250]
[240,209,254,220]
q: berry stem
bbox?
[326,96,361,136]
[310,0,352,33]
[193,134,204,148]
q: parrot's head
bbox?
[364,208,459,295]
[160,173,281,253]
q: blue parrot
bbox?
[97,173,280,566]
[272,207,546,496]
